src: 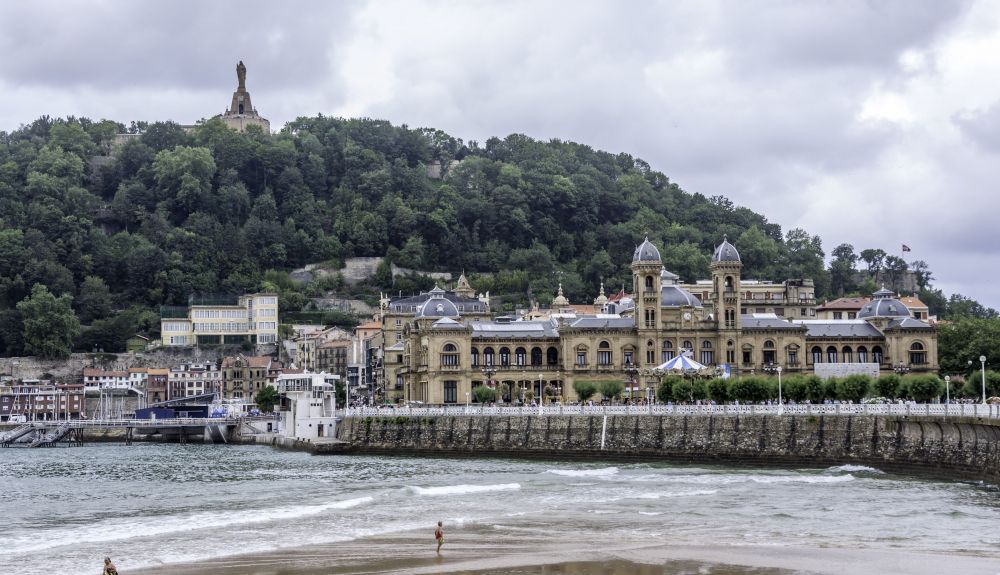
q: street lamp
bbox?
[466,391,470,410]
[776,366,783,414]
[980,355,987,405]
[624,362,638,404]
[894,362,910,376]
[481,365,497,403]
[944,375,950,405]
[538,373,543,415]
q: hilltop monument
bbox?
[220,60,270,133]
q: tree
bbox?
[76,275,113,324]
[829,243,858,296]
[473,385,497,404]
[883,256,908,292]
[16,283,80,359]
[573,380,597,402]
[874,374,901,399]
[910,260,934,291]
[859,248,887,281]
[903,375,942,403]
[598,379,624,402]
[836,375,871,403]
[256,385,279,412]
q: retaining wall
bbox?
[327,414,1000,482]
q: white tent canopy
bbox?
[656,354,707,372]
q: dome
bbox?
[632,236,662,263]
[415,287,460,318]
[857,287,910,319]
[712,235,741,263]
[659,268,702,307]
[660,268,679,281]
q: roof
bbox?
[83,368,128,377]
[817,297,869,311]
[470,320,560,339]
[661,285,703,308]
[898,296,928,310]
[632,237,662,263]
[712,236,741,263]
[247,356,272,368]
[356,321,381,330]
[887,317,934,330]
[741,315,804,330]
[431,317,465,329]
[568,316,636,329]
[387,289,486,314]
[795,320,883,338]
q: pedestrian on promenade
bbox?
[102,557,119,575]
[435,520,444,553]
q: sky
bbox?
[0,0,997,309]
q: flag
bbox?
[902,244,912,252]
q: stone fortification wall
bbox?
[330,414,1000,483]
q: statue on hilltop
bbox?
[237,60,246,90]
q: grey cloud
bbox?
[0,1,359,91]
[954,103,1000,153]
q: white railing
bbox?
[20,417,252,430]
[340,403,1000,419]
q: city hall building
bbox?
[384,238,938,405]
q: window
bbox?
[471,348,479,367]
[395,319,401,326]
[483,347,495,366]
[872,346,883,364]
[645,275,654,292]
[848,312,857,319]
[787,348,798,365]
[499,347,510,366]
[531,347,542,366]
[598,341,612,366]
[646,350,655,364]
[827,346,838,363]
[577,349,587,366]
[700,350,714,365]
[909,342,926,365]
[812,346,823,364]
[547,347,559,365]
[443,381,457,404]
[682,341,693,355]
[842,346,853,363]
[833,312,843,320]
[623,351,634,366]
[441,343,459,366]
[515,347,526,366]
[857,346,868,363]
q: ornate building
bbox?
[386,238,938,405]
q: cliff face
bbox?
[328,414,1000,483]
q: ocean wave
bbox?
[825,464,885,474]
[547,467,619,477]
[4,496,374,554]
[635,489,719,499]
[407,483,520,496]
[747,474,855,484]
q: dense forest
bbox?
[0,115,995,361]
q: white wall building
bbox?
[276,372,339,441]
[160,293,279,347]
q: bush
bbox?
[823,377,840,401]
[874,374,901,399]
[904,374,943,402]
[658,375,684,403]
[837,375,871,403]
[573,380,597,402]
[804,375,824,402]
[727,376,770,403]
[781,375,808,402]
[599,380,624,401]
[706,377,729,402]
[671,379,695,403]
[473,385,497,404]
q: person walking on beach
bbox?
[102,557,119,575]
[434,521,444,553]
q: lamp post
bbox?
[776,365,783,414]
[980,355,987,405]
[944,375,950,405]
[624,362,638,404]
[538,373,543,415]
[482,365,498,404]
[894,362,910,376]
[466,391,470,411]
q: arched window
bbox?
[700,341,714,365]
[812,346,823,364]
[682,341,693,358]
[702,341,713,349]
[531,347,543,366]
[499,347,511,366]
[662,340,675,363]
[909,341,926,365]
[872,346,884,364]
[842,346,853,363]
[857,346,868,363]
[597,341,612,365]
[515,347,526,366]
[827,346,838,363]
[742,343,754,366]
[546,346,559,365]
[623,346,635,366]
[645,275,654,291]
[483,347,495,366]
[762,340,776,364]
[576,345,588,366]
[471,347,479,367]
[440,343,459,367]
[725,276,734,291]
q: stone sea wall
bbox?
[327,414,1000,483]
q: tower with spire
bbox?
[711,235,742,363]
[631,236,663,340]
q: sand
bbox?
[127,528,1000,575]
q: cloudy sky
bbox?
[1,0,997,309]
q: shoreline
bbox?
[127,528,1000,575]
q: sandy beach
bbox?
[128,526,1000,575]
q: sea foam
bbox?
[547,467,619,477]
[407,483,521,496]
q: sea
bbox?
[3,443,1000,575]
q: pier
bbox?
[0,417,259,447]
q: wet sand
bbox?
[129,528,1000,575]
